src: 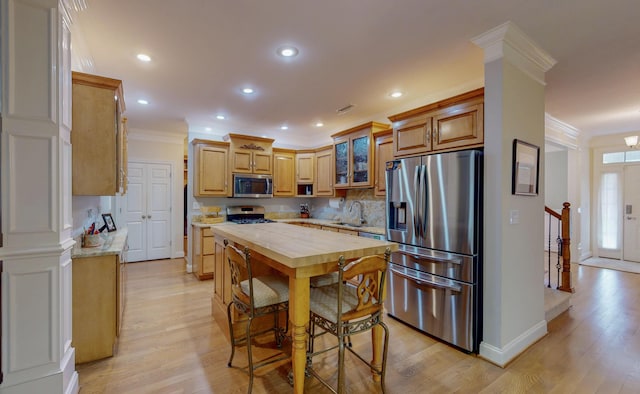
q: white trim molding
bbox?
[545,113,580,150]
[479,319,548,367]
[472,21,557,85]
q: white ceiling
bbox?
[71,0,640,148]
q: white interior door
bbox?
[125,162,172,262]
[623,165,640,262]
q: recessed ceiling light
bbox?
[216,115,225,120]
[390,91,403,98]
[261,135,268,138]
[242,87,254,94]
[277,46,299,57]
[137,99,148,105]
[315,122,324,127]
[137,53,151,62]
[280,125,288,130]
[205,127,212,131]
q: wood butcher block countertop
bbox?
[211,222,396,275]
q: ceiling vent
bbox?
[336,104,355,115]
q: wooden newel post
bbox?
[558,202,575,293]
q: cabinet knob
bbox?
[141,215,146,219]
[148,215,152,219]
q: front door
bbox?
[623,165,640,262]
[126,162,172,262]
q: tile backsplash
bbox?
[311,189,385,227]
[193,188,386,228]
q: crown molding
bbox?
[545,113,580,149]
[471,21,556,85]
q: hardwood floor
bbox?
[76,258,640,393]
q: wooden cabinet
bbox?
[432,100,484,151]
[71,71,127,195]
[213,235,231,307]
[192,225,214,280]
[296,152,315,184]
[119,117,129,194]
[315,147,334,196]
[273,149,296,197]
[72,252,125,363]
[374,129,394,197]
[389,88,484,157]
[225,134,274,174]
[393,115,432,157]
[331,122,389,188]
[193,139,229,197]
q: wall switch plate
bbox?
[509,210,520,224]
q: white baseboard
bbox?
[64,372,79,394]
[479,319,548,367]
[174,251,185,258]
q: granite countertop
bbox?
[71,229,128,258]
[276,218,385,235]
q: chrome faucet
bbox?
[350,201,365,225]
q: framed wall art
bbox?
[512,139,540,196]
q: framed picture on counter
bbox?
[512,139,540,196]
[102,213,117,232]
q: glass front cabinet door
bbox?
[350,131,371,186]
[331,122,389,188]
[334,138,349,187]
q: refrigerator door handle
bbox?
[421,164,427,238]
[405,252,462,265]
[414,165,422,236]
[389,265,462,292]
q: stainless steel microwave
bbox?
[233,174,273,198]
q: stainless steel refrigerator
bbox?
[385,149,482,352]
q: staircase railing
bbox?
[544,202,575,293]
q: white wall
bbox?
[544,150,568,209]
[127,129,186,259]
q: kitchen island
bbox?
[210,222,397,393]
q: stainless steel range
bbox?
[385,149,482,353]
[226,206,275,224]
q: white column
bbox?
[472,21,556,367]
[0,1,77,393]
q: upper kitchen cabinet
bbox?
[71,71,127,195]
[224,134,274,174]
[273,148,296,197]
[192,139,229,197]
[296,151,315,184]
[374,129,394,197]
[315,146,334,196]
[331,121,389,188]
[389,88,484,157]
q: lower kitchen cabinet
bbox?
[192,225,214,280]
[72,252,126,364]
[213,235,230,306]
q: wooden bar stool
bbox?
[306,248,391,393]
[224,240,290,393]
